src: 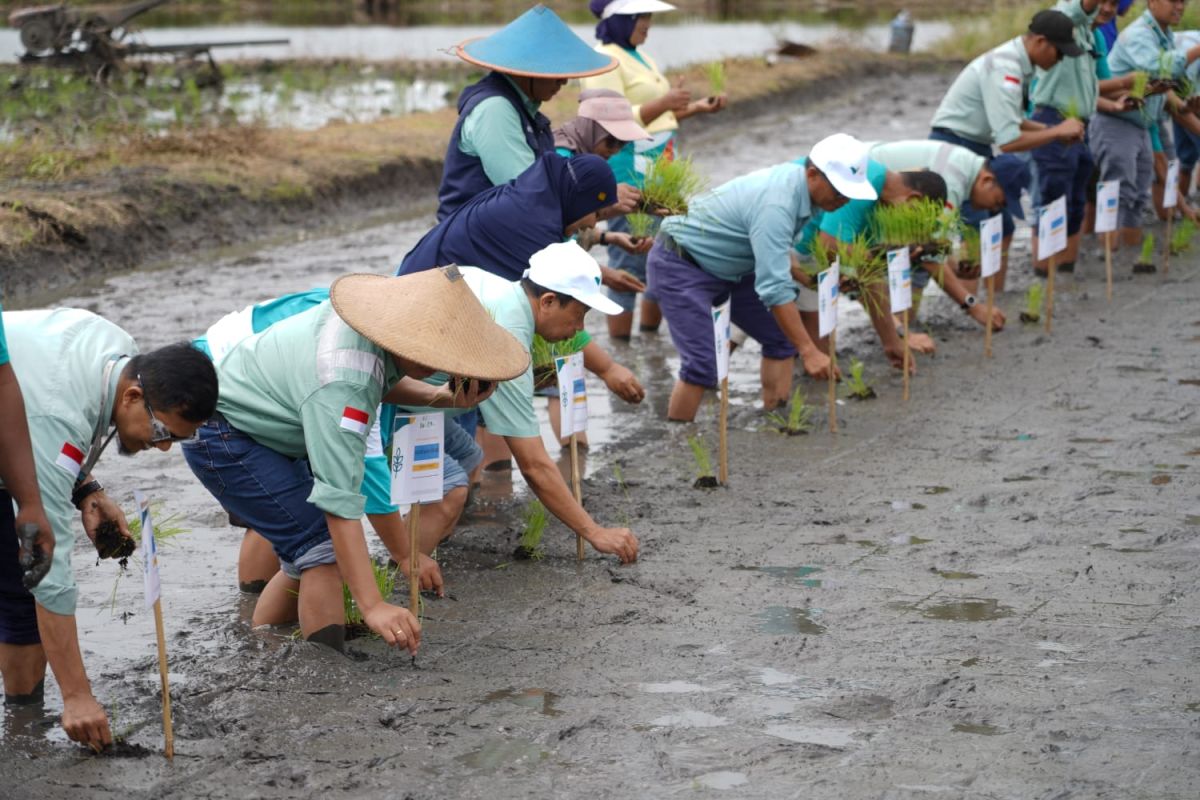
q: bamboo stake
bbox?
[1045,254,1056,333]
[152,599,174,760]
[1165,215,1173,275]
[827,330,838,433]
[902,310,911,401]
[408,504,420,614]
[570,433,584,560]
[1105,230,1113,303]
[718,376,729,485]
[984,275,995,358]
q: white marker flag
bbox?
[134,490,160,609]
[886,248,912,314]
[390,412,445,506]
[980,214,1004,279]
[1095,180,1120,234]
[1165,160,1180,209]
[555,352,589,438]
[817,261,840,338]
[1037,195,1068,258]
[712,298,732,382]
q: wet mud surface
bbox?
[3,70,1200,798]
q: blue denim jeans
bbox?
[182,418,334,571]
[1030,107,1094,237]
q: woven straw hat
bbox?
[330,268,530,382]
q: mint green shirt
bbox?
[396,268,539,439]
[1107,10,1189,130]
[931,36,1035,147]
[459,77,541,186]
[1031,0,1100,116]
[215,301,404,520]
[867,140,985,212]
[2,309,136,615]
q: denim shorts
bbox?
[183,417,336,572]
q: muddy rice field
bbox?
[2,69,1199,799]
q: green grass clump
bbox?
[517,499,549,560]
[1139,232,1156,264]
[1171,218,1195,254]
[765,387,813,434]
[625,211,656,240]
[1022,282,1043,322]
[343,561,399,629]
[870,199,952,248]
[704,61,726,96]
[844,358,876,400]
[687,434,714,478]
[641,154,707,216]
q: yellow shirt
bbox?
[579,43,677,135]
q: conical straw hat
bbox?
[456,5,616,79]
[330,268,530,382]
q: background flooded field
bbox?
[3,58,1200,797]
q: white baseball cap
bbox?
[602,0,677,19]
[808,133,878,201]
[523,241,624,315]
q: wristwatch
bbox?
[960,294,978,311]
[71,479,103,510]
[598,231,608,246]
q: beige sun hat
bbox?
[330,267,530,382]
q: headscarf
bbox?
[398,153,617,282]
[590,1,640,49]
[553,117,610,155]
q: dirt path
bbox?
[2,71,1199,799]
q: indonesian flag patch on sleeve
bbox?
[55,442,85,477]
[340,406,370,435]
[1002,75,1022,90]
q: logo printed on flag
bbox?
[1050,215,1065,232]
[55,442,84,476]
[340,406,370,435]
[412,442,440,472]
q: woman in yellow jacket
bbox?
[581,0,726,339]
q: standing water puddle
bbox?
[455,738,548,772]
[935,570,980,580]
[755,606,826,635]
[952,723,1005,735]
[483,688,563,718]
[695,771,750,790]
[734,565,823,587]
[921,599,1015,622]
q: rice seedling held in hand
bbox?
[1020,282,1043,323]
[1129,70,1150,100]
[870,199,955,258]
[641,154,707,216]
[688,434,719,488]
[764,387,814,435]
[844,358,877,400]
[514,499,549,560]
[1134,232,1157,273]
[834,233,889,316]
[704,60,726,99]
[625,211,657,242]
[343,561,399,637]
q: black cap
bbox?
[1029,9,1084,57]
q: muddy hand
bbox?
[1054,118,1085,144]
[409,553,444,598]
[62,693,113,753]
[445,378,495,408]
[365,602,421,654]
[971,304,1006,331]
[80,493,135,557]
[587,526,639,564]
[607,232,652,255]
[905,331,936,355]
[662,76,691,113]
[603,364,645,404]
[954,259,981,280]
[17,523,52,590]
[613,183,642,215]
[801,349,839,380]
[600,265,646,293]
[884,344,916,374]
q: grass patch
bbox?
[931,2,1044,61]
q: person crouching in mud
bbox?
[1,309,217,752]
[181,268,529,652]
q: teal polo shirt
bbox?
[0,302,8,366]
[816,159,888,243]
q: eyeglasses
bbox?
[138,374,197,444]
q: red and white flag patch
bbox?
[55,442,85,477]
[1002,75,1022,90]
[340,406,370,435]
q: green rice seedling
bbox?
[1020,282,1043,323]
[530,330,589,390]
[958,224,981,265]
[765,387,813,435]
[870,199,948,249]
[835,233,888,316]
[687,434,718,487]
[641,154,707,216]
[625,211,656,240]
[1171,218,1195,254]
[1129,70,1150,100]
[1139,232,1156,265]
[126,503,189,546]
[844,358,877,400]
[343,561,398,630]
[516,499,549,560]
[704,60,726,97]
[1062,99,1082,121]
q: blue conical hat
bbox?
[456,5,617,79]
